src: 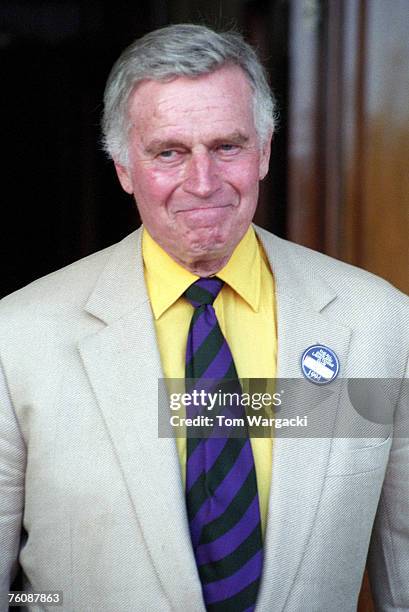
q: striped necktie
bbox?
[184,277,263,612]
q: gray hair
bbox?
[102,23,276,165]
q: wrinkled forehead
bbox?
[126,65,256,138]
[128,65,253,111]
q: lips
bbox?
[176,204,232,213]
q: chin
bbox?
[184,234,230,259]
[186,224,229,247]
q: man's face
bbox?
[115,64,272,273]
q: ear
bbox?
[259,131,273,180]
[114,161,134,194]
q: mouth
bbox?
[176,204,232,213]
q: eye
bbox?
[217,143,241,155]
[158,150,177,159]
[156,149,186,164]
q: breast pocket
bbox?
[326,436,392,477]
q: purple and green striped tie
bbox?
[184,277,263,612]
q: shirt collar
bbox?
[142,225,261,320]
[216,226,260,313]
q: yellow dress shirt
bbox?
[143,226,277,535]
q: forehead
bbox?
[127,65,256,142]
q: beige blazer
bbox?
[0,225,408,611]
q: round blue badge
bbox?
[301,345,340,385]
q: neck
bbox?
[174,254,231,277]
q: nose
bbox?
[183,151,221,198]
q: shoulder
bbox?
[0,229,141,329]
[254,225,409,361]
[1,245,111,314]
[255,225,408,309]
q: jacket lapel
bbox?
[78,229,205,611]
[255,226,352,610]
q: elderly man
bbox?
[0,24,408,612]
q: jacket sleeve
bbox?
[367,355,409,610]
[0,360,26,612]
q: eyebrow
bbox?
[145,131,249,154]
[145,139,185,155]
[211,132,250,146]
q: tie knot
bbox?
[184,277,224,307]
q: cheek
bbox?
[239,162,262,188]
[132,168,180,212]
[221,157,261,193]
[226,173,260,215]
